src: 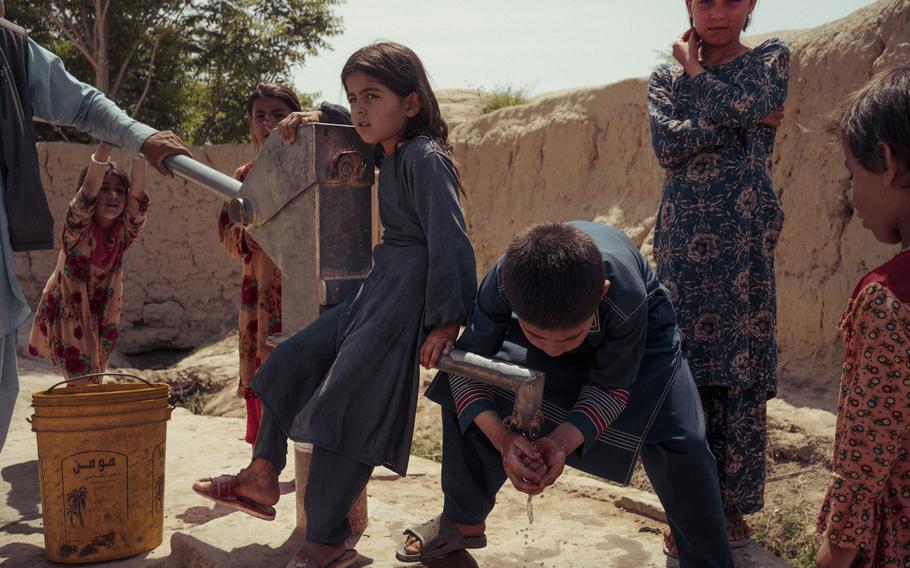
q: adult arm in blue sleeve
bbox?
[26,39,156,155]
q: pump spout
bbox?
[436,349,545,436]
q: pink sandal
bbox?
[662,528,679,558]
[192,474,276,521]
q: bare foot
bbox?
[725,513,752,543]
[403,521,485,556]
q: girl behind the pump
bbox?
[218,83,350,446]
[28,144,148,385]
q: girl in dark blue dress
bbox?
[193,42,477,568]
[649,0,789,553]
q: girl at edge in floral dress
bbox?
[28,143,147,386]
[816,67,910,568]
[649,0,789,553]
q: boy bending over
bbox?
[400,221,734,568]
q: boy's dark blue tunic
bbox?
[426,221,680,484]
[423,222,733,565]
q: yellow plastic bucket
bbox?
[30,373,172,563]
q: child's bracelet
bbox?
[90,153,110,166]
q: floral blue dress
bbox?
[648,38,790,514]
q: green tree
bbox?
[6,0,342,144]
[182,1,334,143]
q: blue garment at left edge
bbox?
[0,38,157,452]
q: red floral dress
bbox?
[28,189,149,381]
[817,249,910,567]
[217,161,281,444]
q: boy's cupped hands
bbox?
[501,432,566,495]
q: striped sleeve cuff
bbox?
[566,386,629,455]
[450,374,496,432]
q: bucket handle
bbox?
[46,372,153,392]
[29,373,165,425]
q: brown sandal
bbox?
[192,474,276,521]
[396,514,486,563]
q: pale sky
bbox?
[293,0,878,105]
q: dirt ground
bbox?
[2,341,805,567]
[0,351,786,568]
[101,336,834,567]
[154,335,837,567]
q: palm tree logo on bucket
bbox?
[65,487,87,528]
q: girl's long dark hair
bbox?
[245,82,302,116]
[341,42,465,194]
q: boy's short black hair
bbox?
[501,223,605,330]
